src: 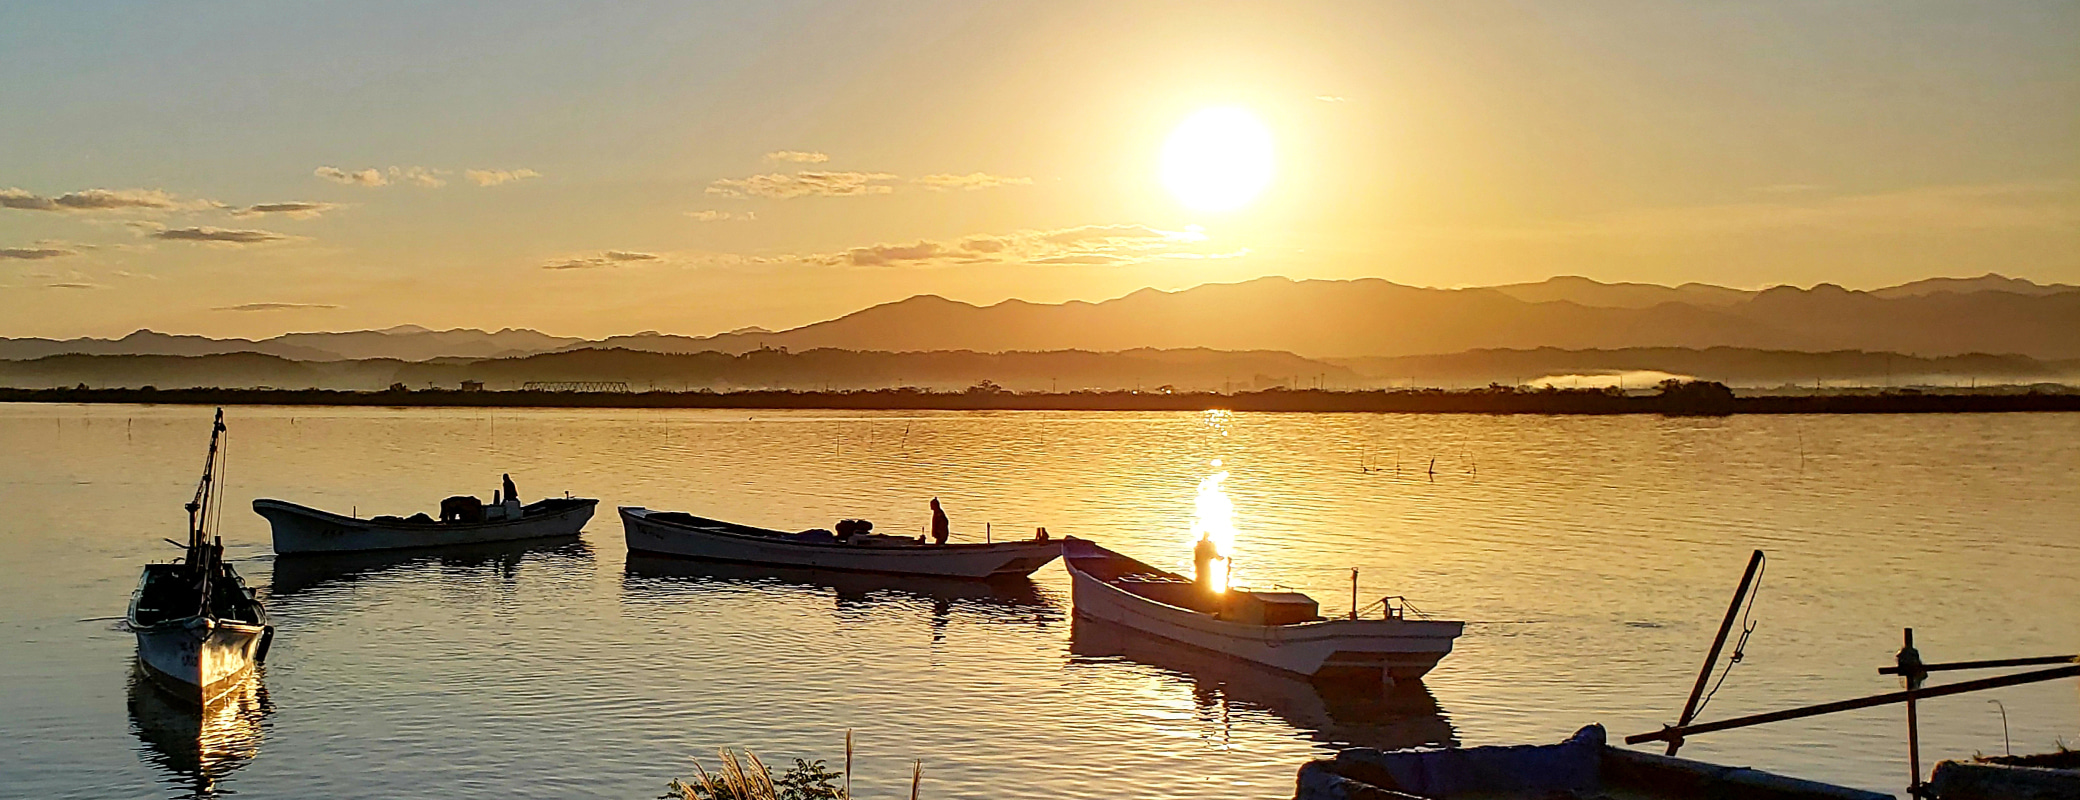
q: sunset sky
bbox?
[2,1,2075,339]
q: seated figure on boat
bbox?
[930,498,951,545]
[485,476,524,522]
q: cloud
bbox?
[765,151,830,164]
[465,168,542,187]
[231,201,336,219]
[1030,253,1135,265]
[543,250,662,270]
[151,226,289,244]
[911,173,1033,191]
[687,210,756,222]
[314,167,387,186]
[837,241,954,267]
[707,171,900,199]
[212,302,340,312]
[1,247,76,260]
[1,187,189,212]
[1314,95,1348,103]
[804,223,1226,268]
[45,282,97,289]
[314,166,447,188]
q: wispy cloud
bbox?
[707,171,899,199]
[212,302,340,312]
[807,223,1225,268]
[687,210,756,222]
[313,167,387,186]
[543,250,662,270]
[1,187,195,212]
[765,151,830,164]
[313,166,447,188]
[465,168,542,187]
[151,226,289,244]
[707,169,1034,199]
[911,173,1033,192]
[1,247,76,260]
[230,201,336,219]
[1314,95,1348,103]
[45,282,97,289]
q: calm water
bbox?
[2,404,2076,799]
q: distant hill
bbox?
[674,276,2080,360]
[5,274,2079,362]
[0,327,582,362]
[1488,276,1754,308]
[1867,273,2080,299]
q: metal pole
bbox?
[1350,569,1359,621]
[1667,549,1765,756]
[1626,663,2080,744]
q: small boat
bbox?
[1069,616,1456,752]
[1297,725,1888,800]
[254,491,597,554]
[1063,537,1462,683]
[128,409,274,706]
[620,507,1062,579]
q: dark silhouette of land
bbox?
[6,383,2075,415]
[2,346,2072,394]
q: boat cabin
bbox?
[132,560,264,629]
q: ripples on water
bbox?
[1,405,2076,798]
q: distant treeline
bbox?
[5,383,2077,414]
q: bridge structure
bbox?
[520,381,633,393]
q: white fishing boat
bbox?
[128,409,274,706]
[254,492,596,554]
[620,507,1062,579]
[1063,537,1462,683]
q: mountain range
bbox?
[4,273,2077,365]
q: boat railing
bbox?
[1357,595,1430,621]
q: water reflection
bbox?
[267,537,592,598]
[623,553,1063,631]
[127,665,272,799]
[1067,617,1455,751]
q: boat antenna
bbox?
[186,408,227,615]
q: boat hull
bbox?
[256,498,596,554]
[1065,541,1462,682]
[133,618,269,706]
[621,507,1061,578]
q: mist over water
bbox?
[2,404,2075,799]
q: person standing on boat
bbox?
[502,474,519,504]
[930,498,951,545]
[1194,532,1225,591]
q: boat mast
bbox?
[186,408,227,612]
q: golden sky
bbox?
[1,1,2075,338]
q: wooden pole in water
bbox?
[1666,549,1765,756]
[1350,568,1359,620]
[1899,629,1926,796]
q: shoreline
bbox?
[5,386,2079,414]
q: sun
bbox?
[1161,107,1274,213]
